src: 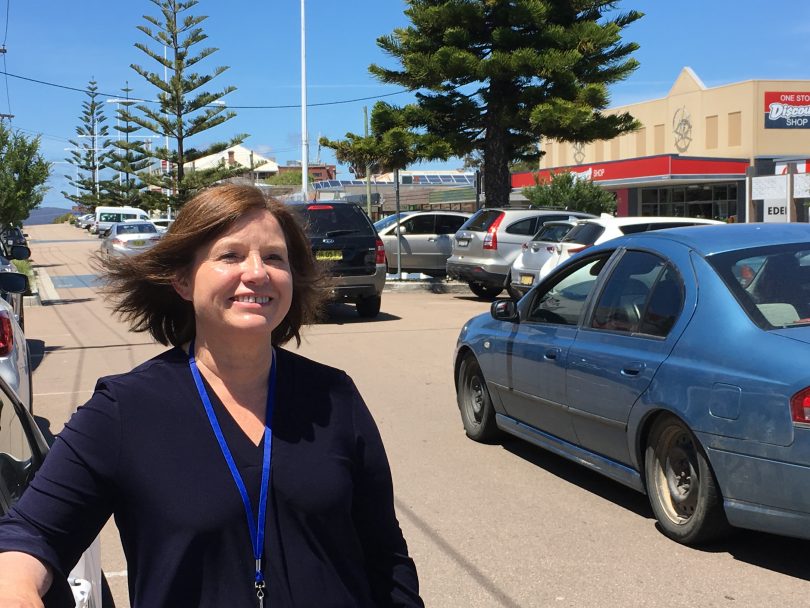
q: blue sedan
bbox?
[454,223,810,545]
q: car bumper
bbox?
[329,265,386,302]
[446,261,507,288]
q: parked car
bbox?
[99,222,161,257]
[0,372,108,607]
[509,220,577,297]
[289,201,386,318]
[538,214,722,279]
[151,218,175,233]
[77,214,95,230]
[91,206,150,236]
[446,208,596,299]
[0,271,32,414]
[374,210,471,276]
[1,226,28,248]
[453,223,810,546]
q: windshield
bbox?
[374,212,413,231]
[709,243,810,329]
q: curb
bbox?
[29,268,60,306]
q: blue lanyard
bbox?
[188,341,276,605]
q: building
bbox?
[512,68,810,222]
[277,161,337,182]
[184,144,279,181]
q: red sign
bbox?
[511,155,748,188]
[764,92,810,129]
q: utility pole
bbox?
[364,106,372,217]
[0,47,11,121]
[300,0,309,200]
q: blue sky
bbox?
[5,0,810,209]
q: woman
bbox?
[0,185,424,607]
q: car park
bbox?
[99,222,162,257]
[0,372,107,607]
[538,214,722,279]
[77,214,95,230]
[453,223,810,546]
[374,210,470,276]
[446,208,596,299]
[509,220,577,297]
[289,201,386,318]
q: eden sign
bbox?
[765,92,810,128]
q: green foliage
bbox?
[523,171,615,215]
[11,259,32,282]
[0,124,50,226]
[265,171,314,186]
[53,212,76,224]
[62,79,110,209]
[127,0,247,208]
[320,101,453,176]
[370,0,642,207]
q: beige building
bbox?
[512,68,810,221]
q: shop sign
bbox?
[764,201,789,223]
[764,92,810,129]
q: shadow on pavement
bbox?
[33,415,57,447]
[27,339,45,370]
[42,298,96,306]
[30,263,64,269]
[318,303,402,325]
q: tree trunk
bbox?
[483,106,511,208]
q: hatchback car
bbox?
[100,222,162,257]
[446,208,595,299]
[509,220,577,297]
[538,215,722,279]
[374,210,470,276]
[454,223,810,546]
[289,201,386,318]
[0,373,107,607]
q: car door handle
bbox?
[544,348,561,361]
[428,237,438,242]
[620,362,646,377]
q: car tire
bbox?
[468,282,502,299]
[644,414,730,545]
[457,353,500,442]
[356,295,381,318]
[505,274,523,300]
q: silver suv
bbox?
[446,208,595,298]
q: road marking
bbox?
[104,570,128,578]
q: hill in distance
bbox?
[24,206,72,226]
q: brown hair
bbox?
[95,184,327,347]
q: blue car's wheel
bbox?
[644,415,730,545]
[457,353,500,442]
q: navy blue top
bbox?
[0,347,423,607]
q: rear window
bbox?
[562,222,605,246]
[117,223,157,234]
[709,243,810,329]
[532,223,573,243]
[459,210,503,232]
[294,204,374,237]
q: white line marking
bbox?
[104,570,128,578]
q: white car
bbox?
[151,218,174,233]
[0,270,32,413]
[538,215,724,279]
[509,220,578,297]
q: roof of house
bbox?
[183,144,279,173]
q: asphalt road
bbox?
[23,222,810,607]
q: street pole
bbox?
[395,167,402,279]
[300,0,309,200]
[364,106,372,218]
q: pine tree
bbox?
[0,124,50,226]
[62,79,110,209]
[371,0,643,207]
[103,84,159,209]
[128,0,248,208]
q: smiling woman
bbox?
[0,184,425,608]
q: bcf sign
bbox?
[764,201,789,223]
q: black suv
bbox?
[289,201,386,318]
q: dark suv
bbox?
[289,201,386,318]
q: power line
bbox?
[0,69,409,109]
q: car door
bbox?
[396,214,437,270]
[493,253,612,443]
[566,248,690,465]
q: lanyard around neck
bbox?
[188,341,276,602]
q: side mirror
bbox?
[0,271,29,294]
[9,245,30,261]
[491,299,519,323]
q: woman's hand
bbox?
[0,552,50,608]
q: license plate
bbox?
[519,274,534,286]
[316,250,342,261]
[457,239,470,248]
[130,239,146,247]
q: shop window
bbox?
[728,112,742,147]
[706,115,718,149]
[712,185,728,201]
[641,188,658,205]
[636,127,647,156]
[654,124,665,154]
[672,188,685,203]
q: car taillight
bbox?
[482,212,504,250]
[0,311,12,356]
[307,204,333,210]
[375,237,386,264]
[791,387,810,424]
[567,244,591,254]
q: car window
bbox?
[532,223,572,243]
[436,215,466,235]
[0,392,35,512]
[526,256,608,325]
[402,214,436,235]
[117,223,156,234]
[295,204,373,237]
[562,222,605,245]
[99,213,121,223]
[460,209,503,232]
[505,218,536,236]
[710,244,810,329]
[590,250,679,336]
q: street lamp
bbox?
[301,0,309,200]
